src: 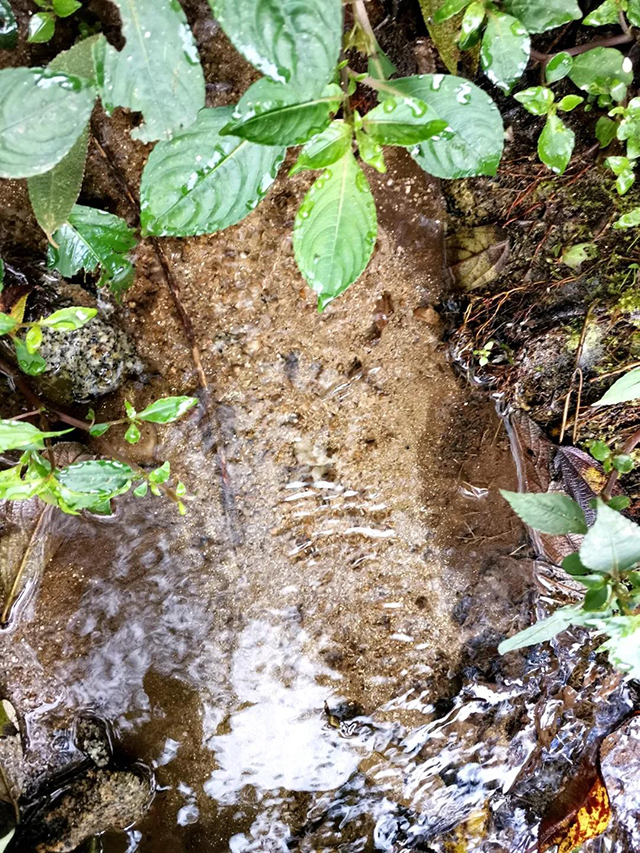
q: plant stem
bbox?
[602,427,640,499]
[531,32,634,64]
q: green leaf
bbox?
[557,95,584,112]
[383,75,504,178]
[458,2,485,50]
[368,45,397,82]
[28,12,55,43]
[0,312,17,334]
[0,420,71,453]
[580,499,640,573]
[419,0,461,74]
[25,325,43,354]
[47,205,137,293]
[139,106,285,237]
[545,52,573,83]
[293,151,377,311]
[208,0,342,99]
[221,80,343,146]
[596,115,618,148]
[583,585,610,610]
[0,0,18,49]
[0,68,96,179]
[583,0,620,26]
[55,459,133,496]
[597,615,640,679]
[514,86,554,116]
[561,242,597,270]
[562,553,589,576]
[433,0,470,22]
[124,422,141,444]
[363,96,449,146]
[502,0,582,33]
[89,422,110,437]
[480,11,530,94]
[589,440,611,462]
[569,48,633,100]
[594,366,640,403]
[608,495,631,511]
[613,208,640,228]
[628,0,640,25]
[355,126,387,173]
[149,460,170,483]
[52,0,82,16]
[612,453,634,473]
[289,121,353,176]
[40,306,97,331]
[136,395,198,423]
[133,481,148,497]
[498,605,583,653]
[538,113,574,175]
[93,0,205,143]
[500,489,588,534]
[124,400,136,418]
[27,35,105,239]
[0,465,45,501]
[14,338,47,376]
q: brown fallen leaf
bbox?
[446,226,510,292]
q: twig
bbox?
[1,507,50,627]
[559,304,596,443]
[590,360,640,382]
[531,32,634,63]
[602,427,640,499]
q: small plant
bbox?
[27,0,82,44]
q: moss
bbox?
[617,286,640,324]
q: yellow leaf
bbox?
[8,294,27,324]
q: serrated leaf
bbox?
[0,0,18,49]
[0,68,96,179]
[221,80,343,146]
[569,48,633,99]
[545,52,573,83]
[136,395,198,423]
[140,106,285,237]
[28,36,105,239]
[363,96,449,146]
[208,0,342,99]
[0,420,71,453]
[40,306,97,331]
[498,605,583,654]
[502,0,581,33]
[289,121,353,176]
[293,151,377,311]
[594,366,640,403]
[28,12,55,43]
[93,0,205,143]
[381,75,504,178]
[580,499,640,573]
[55,459,133,496]
[501,489,588,534]
[481,11,530,94]
[47,205,137,293]
[14,338,47,376]
[584,0,620,26]
[538,113,574,175]
[514,86,554,116]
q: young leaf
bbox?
[589,440,611,462]
[562,553,589,576]
[25,324,43,354]
[538,113,575,175]
[569,48,633,99]
[149,461,170,484]
[501,490,588,534]
[221,81,343,146]
[480,11,530,95]
[561,242,597,270]
[502,0,581,33]
[0,465,45,501]
[0,0,18,49]
[580,499,640,573]
[293,151,377,311]
[47,205,137,293]
[557,95,584,112]
[208,0,342,99]
[433,0,470,22]
[362,96,449,146]
[52,0,82,16]
[545,52,573,83]
[0,420,71,453]
[133,481,148,497]
[514,86,554,116]
[0,68,95,179]
[93,0,205,143]
[27,35,105,239]
[608,495,631,511]
[613,208,640,228]
[355,126,387,173]
[593,366,640,404]
[383,75,504,178]
[124,422,141,444]
[55,459,133,497]
[596,116,618,148]
[39,306,97,331]
[0,312,17,334]
[498,605,583,654]
[139,107,285,237]
[583,0,620,26]
[458,2,485,50]
[289,121,353,176]
[27,12,55,43]
[89,422,110,437]
[14,338,47,376]
[583,585,610,611]
[612,454,633,473]
[136,396,198,423]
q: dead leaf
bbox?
[0,699,23,825]
[446,226,509,292]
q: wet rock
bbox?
[20,766,153,853]
[72,716,112,769]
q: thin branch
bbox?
[602,428,640,499]
[531,32,634,64]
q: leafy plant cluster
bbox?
[500,369,640,678]
[0,395,196,515]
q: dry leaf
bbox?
[446,226,509,292]
[539,759,610,853]
[0,699,24,825]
